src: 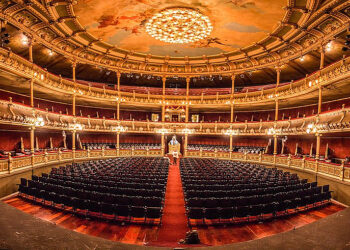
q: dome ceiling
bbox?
[73,0,286,57]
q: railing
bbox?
[1,99,349,136]
[0,48,349,105]
[185,151,350,183]
[0,148,162,176]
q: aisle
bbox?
[149,159,189,246]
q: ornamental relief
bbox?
[13,10,40,27]
[36,27,58,42]
[298,34,318,48]
[318,18,342,33]
[279,47,297,57]
[145,65,161,72]
[169,66,184,73]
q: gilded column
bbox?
[116,132,120,156]
[30,78,34,108]
[318,85,322,114]
[273,135,278,155]
[30,126,35,154]
[275,99,279,121]
[184,134,188,157]
[161,134,165,156]
[72,93,76,117]
[315,133,321,160]
[320,46,325,70]
[230,103,234,123]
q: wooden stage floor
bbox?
[4,196,345,248]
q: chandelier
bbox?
[145,8,213,44]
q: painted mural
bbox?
[73,0,286,56]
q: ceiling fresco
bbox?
[73,0,286,57]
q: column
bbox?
[162,76,166,96]
[273,135,278,155]
[276,67,281,88]
[117,101,120,120]
[72,61,77,82]
[229,134,233,152]
[117,71,121,96]
[185,76,190,122]
[161,134,165,156]
[184,134,188,157]
[231,74,236,96]
[275,99,279,121]
[320,46,325,70]
[318,86,322,114]
[116,132,120,156]
[316,133,321,160]
[72,130,76,151]
[162,104,165,122]
[30,126,35,154]
[72,93,76,116]
[30,78,34,108]
[230,103,234,123]
[29,41,33,63]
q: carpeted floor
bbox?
[148,160,194,246]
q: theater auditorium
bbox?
[0,0,350,249]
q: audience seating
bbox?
[119,143,161,150]
[180,158,332,227]
[18,157,169,225]
[82,143,115,150]
[187,144,265,153]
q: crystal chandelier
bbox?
[146,8,213,44]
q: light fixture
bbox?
[300,55,305,62]
[70,123,84,130]
[21,34,29,45]
[156,128,170,134]
[306,123,318,134]
[325,41,332,52]
[223,128,239,136]
[34,117,45,127]
[267,127,281,135]
[181,128,194,134]
[145,7,213,44]
[112,125,127,132]
[48,49,54,56]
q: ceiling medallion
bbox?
[145,7,213,44]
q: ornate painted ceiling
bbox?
[0,0,349,86]
[73,0,286,57]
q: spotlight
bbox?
[300,55,305,62]
[325,41,332,52]
[21,34,29,45]
[48,50,54,56]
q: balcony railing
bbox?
[0,48,349,105]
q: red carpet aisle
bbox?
[148,160,190,246]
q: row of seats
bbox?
[180,158,331,226]
[18,157,169,225]
[119,143,161,150]
[187,144,265,153]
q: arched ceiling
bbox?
[72,0,287,57]
[0,0,349,87]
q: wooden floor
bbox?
[4,196,345,247]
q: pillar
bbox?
[186,76,190,97]
[72,61,77,82]
[162,104,165,122]
[72,93,76,116]
[72,130,76,151]
[320,46,325,70]
[318,86,322,114]
[273,135,278,155]
[275,99,279,121]
[117,101,120,120]
[230,103,234,123]
[184,134,188,156]
[316,133,321,160]
[29,42,33,63]
[162,76,166,96]
[161,134,165,156]
[117,71,121,96]
[185,105,189,122]
[276,67,281,88]
[30,78,34,108]
[229,134,233,152]
[231,74,236,95]
[116,132,120,156]
[30,126,35,154]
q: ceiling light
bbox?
[21,34,29,45]
[325,42,332,52]
[146,8,213,44]
[300,55,305,62]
